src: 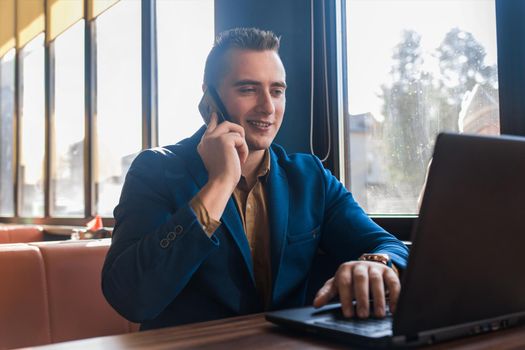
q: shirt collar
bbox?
[257,149,271,179]
[238,149,271,190]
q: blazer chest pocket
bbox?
[287,226,320,245]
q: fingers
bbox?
[206,115,245,139]
[206,112,219,132]
[384,268,401,313]
[234,135,249,165]
[198,112,248,189]
[352,264,370,318]
[315,261,401,320]
[336,265,354,318]
[369,266,386,318]
[202,114,247,165]
[313,277,337,308]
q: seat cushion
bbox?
[0,225,44,243]
[35,240,134,343]
[0,244,52,348]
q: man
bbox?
[102,28,408,330]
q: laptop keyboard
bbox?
[313,315,393,337]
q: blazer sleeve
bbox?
[101,149,219,323]
[314,156,409,270]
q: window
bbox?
[0,49,16,216]
[51,20,85,217]
[344,0,499,215]
[156,0,214,146]
[0,0,217,222]
[94,0,141,217]
[19,34,45,217]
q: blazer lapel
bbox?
[183,127,255,285]
[220,199,255,285]
[183,127,209,189]
[267,148,289,304]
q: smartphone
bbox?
[198,86,231,125]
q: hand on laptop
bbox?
[313,261,400,319]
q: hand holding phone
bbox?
[198,86,232,125]
[197,85,247,184]
[194,86,248,223]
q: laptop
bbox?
[266,132,525,347]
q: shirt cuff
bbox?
[190,195,221,236]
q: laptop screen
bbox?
[393,133,525,336]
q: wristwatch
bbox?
[358,253,392,268]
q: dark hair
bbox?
[203,27,281,86]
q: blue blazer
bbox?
[102,126,408,330]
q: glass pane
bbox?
[51,20,85,217]
[95,0,141,217]
[0,49,16,216]
[19,34,46,217]
[344,0,499,214]
[157,0,214,146]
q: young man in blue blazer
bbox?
[102,28,409,330]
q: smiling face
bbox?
[216,49,286,151]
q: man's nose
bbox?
[256,91,275,115]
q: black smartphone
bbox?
[198,86,231,124]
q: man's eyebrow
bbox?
[272,81,287,88]
[233,80,261,87]
[233,80,287,88]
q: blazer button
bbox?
[174,225,183,234]
[160,238,170,248]
[167,232,176,240]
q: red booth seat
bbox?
[0,225,44,243]
[0,239,138,350]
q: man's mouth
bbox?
[247,120,272,128]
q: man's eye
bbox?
[239,88,256,93]
[272,89,285,96]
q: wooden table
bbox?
[24,313,525,349]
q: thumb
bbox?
[313,278,337,308]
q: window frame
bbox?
[0,0,176,227]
